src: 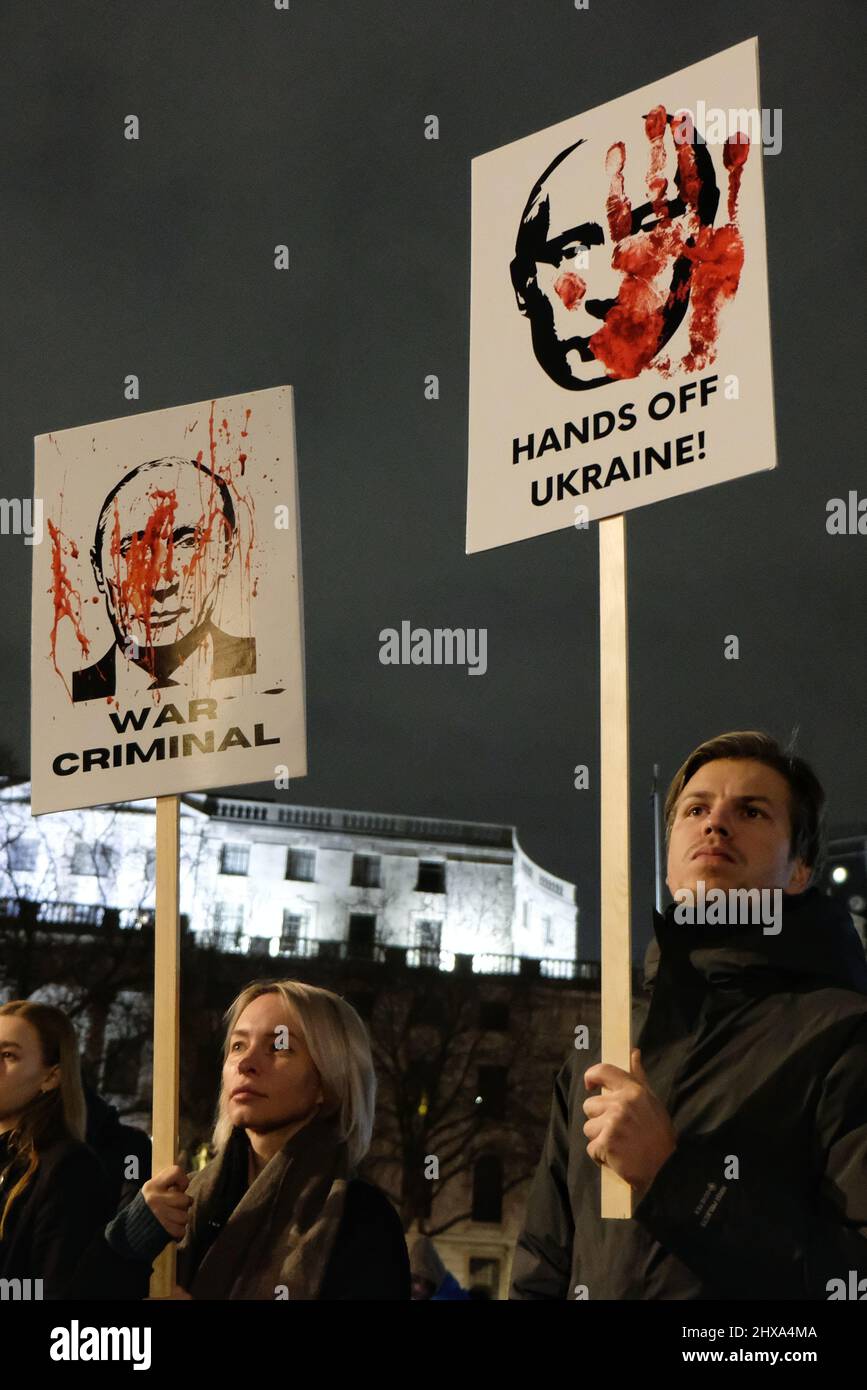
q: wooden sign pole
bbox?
[599,514,633,1219]
[149,794,181,1296]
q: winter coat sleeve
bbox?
[633,1016,867,1300]
[509,1056,575,1300]
[63,1189,168,1300]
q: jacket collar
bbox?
[642,887,867,996]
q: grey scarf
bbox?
[178,1112,350,1300]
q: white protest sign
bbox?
[31,385,306,814]
[467,38,774,553]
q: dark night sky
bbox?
[1,0,864,962]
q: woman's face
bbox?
[222,993,324,1135]
[0,1015,59,1134]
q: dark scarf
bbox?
[177,1111,350,1300]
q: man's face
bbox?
[514,116,705,389]
[666,758,812,898]
[222,993,324,1136]
[93,462,233,652]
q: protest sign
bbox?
[31,385,306,815]
[467,38,773,554]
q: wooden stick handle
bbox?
[149,795,181,1296]
[599,515,633,1219]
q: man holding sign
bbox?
[510,731,867,1300]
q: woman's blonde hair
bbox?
[212,980,376,1171]
[0,1001,87,1238]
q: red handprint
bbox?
[577,105,750,380]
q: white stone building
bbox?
[0,781,579,969]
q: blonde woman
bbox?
[0,1000,117,1298]
[107,980,409,1299]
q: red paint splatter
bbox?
[679,223,745,372]
[47,520,90,697]
[587,110,749,379]
[723,132,750,220]
[108,488,179,660]
[672,115,703,210]
[604,142,632,242]
[590,265,671,379]
[554,272,586,309]
[644,105,669,218]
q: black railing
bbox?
[0,898,619,982]
[0,898,180,934]
[195,931,601,981]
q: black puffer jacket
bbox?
[510,888,867,1300]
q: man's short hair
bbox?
[663,730,826,883]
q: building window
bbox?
[280,911,305,953]
[348,913,377,959]
[71,842,91,875]
[286,848,316,882]
[8,839,38,872]
[468,1255,501,1298]
[416,860,446,893]
[474,1066,507,1120]
[213,903,245,946]
[415,918,442,967]
[70,842,116,877]
[220,844,250,876]
[351,853,381,888]
[479,1000,509,1031]
[471,1155,503,1223]
[543,914,553,946]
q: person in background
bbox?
[410,1234,470,1300]
[83,1078,152,1213]
[0,1000,116,1298]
